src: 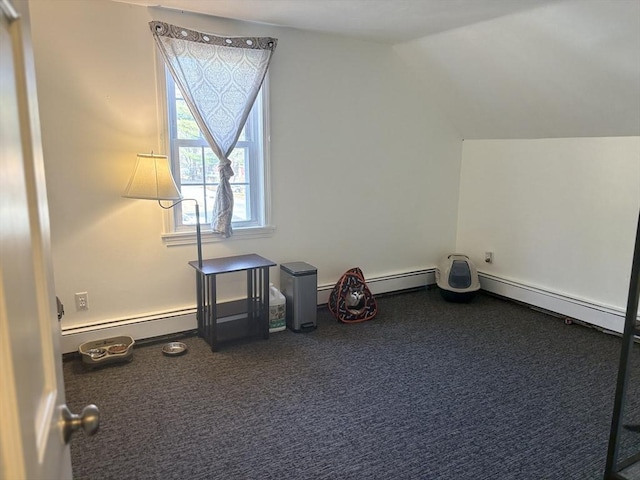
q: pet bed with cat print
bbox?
[328,267,377,323]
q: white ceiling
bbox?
[117,0,640,139]
[116,0,563,44]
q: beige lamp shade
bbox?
[122,153,182,200]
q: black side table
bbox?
[189,254,276,351]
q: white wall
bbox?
[29,0,462,330]
[457,137,640,324]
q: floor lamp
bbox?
[122,153,203,268]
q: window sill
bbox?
[162,225,276,246]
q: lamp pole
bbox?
[194,201,203,269]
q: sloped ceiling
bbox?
[116,0,640,139]
[394,0,640,139]
[114,0,562,44]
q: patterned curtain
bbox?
[150,21,277,237]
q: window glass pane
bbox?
[180,185,205,224]
[179,147,203,183]
[203,148,220,184]
[231,185,248,222]
[229,148,247,182]
[204,185,218,223]
[176,100,200,140]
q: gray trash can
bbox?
[280,262,317,332]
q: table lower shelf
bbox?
[199,299,269,349]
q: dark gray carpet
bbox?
[63,288,639,479]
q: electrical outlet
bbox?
[75,292,89,311]
[485,252,494,263]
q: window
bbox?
[165,70,269,234]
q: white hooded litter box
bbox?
[436,254,480,302]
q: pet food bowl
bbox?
[79,335,135,367]
[162,342,188,356]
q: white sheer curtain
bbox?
[150,21,277,238]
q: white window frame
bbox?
[159,66,274,246]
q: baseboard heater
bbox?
[60,308,195,355]
[477,272,632,334]
[61,268,631,354]
[60,269,435,354]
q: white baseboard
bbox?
[478,272,630,334]
[61,269,436,354]
[317,269,435,304]
[61,269,630,354]
[61,309,197,354]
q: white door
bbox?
[0,1,96,479]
